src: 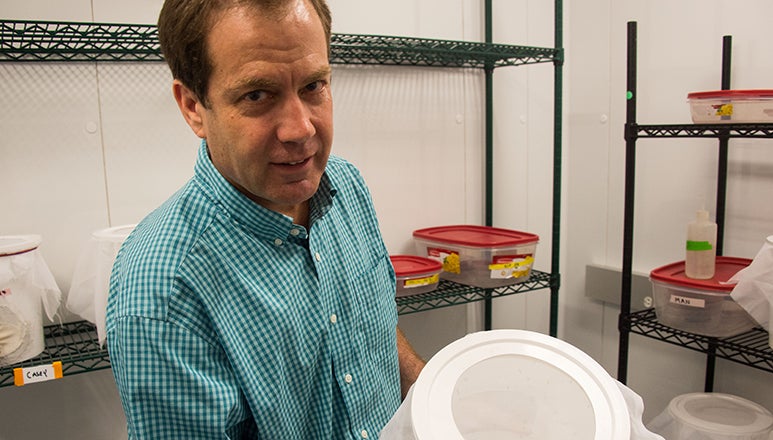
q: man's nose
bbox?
[276,95,315,144]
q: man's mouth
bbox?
[277,157,311,168]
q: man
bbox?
[106,0,425,438]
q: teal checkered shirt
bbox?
[106,141,401,439]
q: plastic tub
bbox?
[647,393,773,440]
[650,257,757,337]
[390,255,442,297]
[0,235,61,366]
[687,89,773,123]
[413,225,539,288]
[67,224,135,345]
[381,330,634,440]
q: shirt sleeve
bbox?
[108,316,254,439]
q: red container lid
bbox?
[390,255,442,277]
[687,89,773,100]
[412,225,539,248]
[649,256,752,292]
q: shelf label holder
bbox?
[13,361,63,386]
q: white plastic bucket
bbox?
[647,393,773,440]
[381,330,662,439]
[67,224,135,345]
[0,235,61,366]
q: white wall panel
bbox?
[333,65,482,254]
[92,0,163,24]
[0,64,107,295]
[97,63,199,226]
[328,0,465,40]
[2,0,92,21]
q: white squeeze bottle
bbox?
[685,208,717,279]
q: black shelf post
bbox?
[618,20,638,384]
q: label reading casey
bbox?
[14,361,63,386]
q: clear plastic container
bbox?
[650,257,757,337]
[390,255,442,297]
[687,89,773,123]
[413,225,539,288]
[647,393,773,440]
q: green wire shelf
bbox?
[330,34,560,68]
[0,321,110,387]
[623,308,773,374]
[0,271,555,387]
[0,20,161,62]
[0,19,561,67]
[397,270,553,315]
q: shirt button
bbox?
[273,238,283,246]
[344,374,353,383]
[361,430,368,439]
[330,314,337,324]
[315,252,322,261]
[290,228,300,236]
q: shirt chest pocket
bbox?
[343,249,398,352]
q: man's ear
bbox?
[172,79,207,139]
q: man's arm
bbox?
[109,316,251,438]
[396,327,425,400]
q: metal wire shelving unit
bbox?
[0,19,559,67]
[617,21,773,389]
[0,1,563,387]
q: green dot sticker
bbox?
[626,91,633,100]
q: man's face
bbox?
[176,0,333,220]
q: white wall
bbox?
[1,0,772,438]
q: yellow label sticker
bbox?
[427,247,461,274]
[442,253,461,274]
[404,273,439,288]
[488,255,534,271]
[714,103,733,116]
[488,255,534,279]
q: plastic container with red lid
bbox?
[412,225,539,288]
[650,256,757,337]
[390,255,442,297]
[687,89,773,123]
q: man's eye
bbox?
[304,81,325,92]
[245,90,267,102]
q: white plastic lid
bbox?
[0,235,42,256]
[410,330,630,440]
[92,224,136,242]
[668,393,773,435]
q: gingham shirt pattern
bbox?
[106,141,401,439]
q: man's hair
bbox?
[157,0,332,107]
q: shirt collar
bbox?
[193,139,337,241]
